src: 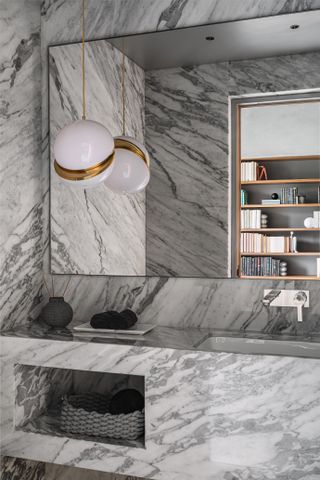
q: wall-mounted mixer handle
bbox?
[293,291,307,323]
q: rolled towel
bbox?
[90,309,137,330]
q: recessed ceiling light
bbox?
[290,24,300,30]
[205,36,215,41]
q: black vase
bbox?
[42,297,73,328]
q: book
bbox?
[261,199,281,205]
[240,234,289,253]
[241,256,281,276]
[241,162,258,181]
[241,209,261,229]
[281,187,298,204]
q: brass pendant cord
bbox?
[82,0,86,120]
[121,46,126,135]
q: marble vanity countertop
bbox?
[1,325,320,479]
[2,321,320,353]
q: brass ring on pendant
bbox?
[114,138,150,168]
[54,151,115,181]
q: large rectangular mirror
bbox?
[49,10,320,278]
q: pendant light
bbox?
[104,49,150,194]
[54,0,114,187]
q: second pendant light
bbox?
[105,49,150,194]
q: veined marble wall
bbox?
[145,52,320,276]
[49,52,320,333]
[50,275,320,334]
[0,0,318,326]
[2,1,320,478]
[40,2,320,334]
[50,41,146,275]
[146,63,229,277]
[0,0,42,331]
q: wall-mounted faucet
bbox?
[262,289,281,307]
[262,289,309,322]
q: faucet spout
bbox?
[262,289,281,307]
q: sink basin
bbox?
[197,336,320,358]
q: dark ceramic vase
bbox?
[42,297,73,328]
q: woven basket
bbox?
[60,393,144,440]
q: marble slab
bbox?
[41,275,320,336]
[49,41,146,276]
[146,63,229,276]
[1,335,320,479]
[0,0,43,332]
[45,463,143,480]
[0,456,45,480]
[3,322,320,356]
[41,1,320,47]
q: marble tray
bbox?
[73,323,155,335]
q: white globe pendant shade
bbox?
[104,135,150,194]
[54,119,115,187]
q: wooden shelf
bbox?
[241,155,320,162]
[241,228,320,232]
[241,178,320,185]
[241,203,320,209]
[241,252,320,257]
[240,275,320,280]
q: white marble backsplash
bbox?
[45,275,320,335]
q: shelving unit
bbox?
[241,204,320,208]
[241,228,320,232]
[233,96,320,280]
[242,179,320,185]
[240,252,319,257]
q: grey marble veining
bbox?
[2,335,320,479]
[0,0,43,331]
[50,41,146,275]
[15,364,73,428]
[41,275,320,336]
[145,52,320,277]
[0,456,45,480]
[146,63,229,276]
[3,322,320,356]
[45,463,144,480]
[41,1,320,46]
[39,2,320,336]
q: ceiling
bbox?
[108,10,320,71]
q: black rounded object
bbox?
[271,193,279,200]
[120,309,138,323]
[109,389,144,415]
[42,297,73,328]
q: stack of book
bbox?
[241,234,290,253]
[241,257,281,276]
[241,162,258,181]
[241,209,261,228]
[280,187,298,204]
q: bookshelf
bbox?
[241,203,320,208]
[242,179,320,185]
[234,96,320,280]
